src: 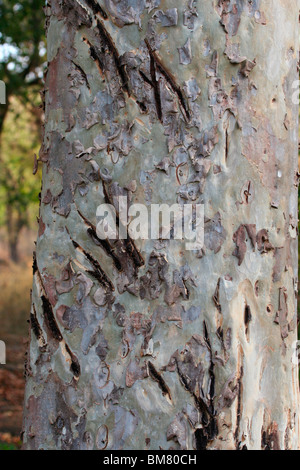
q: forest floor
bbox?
[0,229,34,450]
[0,335,26,449]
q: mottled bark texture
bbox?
[22,0,299,450]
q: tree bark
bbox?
[22,0,299,450]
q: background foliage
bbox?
[0,0,45,445]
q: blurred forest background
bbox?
[0,0,299,451]
[0,0,45,449]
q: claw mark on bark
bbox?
[139,70,154,88]
[144,39,190,121]
[34,265,81,379]
[96,19,130,94]
[85,0,108,19]
[30,304,46,349]
[174,325,218,450]
[41,295,63,342]
[76,207,123,271]
[65,344,81,378]
[66,228,114,291]
[84,38,105,76]
[203,321,216,415]
[102,181,145,269]
[146,48,163,122]
[148,361,172,403]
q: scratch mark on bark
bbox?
[66,228,114,291]
[85,0,108,19]
[148,52,163,122]
[174,331,218,451]
[76,207,123,272]
[144,39,190,121]
[84,38,105,77]
[41,295,63,342]
[30,304,46,349]
[102,181,145,269]
[213,278,222,314]
[65,344,81,378]
[34,265,81,379]
[139,70,154,88]
[148,361,172,403]
[96,19,130,94]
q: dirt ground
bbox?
[0,334,26,448]
[0,229,34,449]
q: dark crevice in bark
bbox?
[203,321,217,418]
[41,295,63,342]
[123,237,145,270]
[96,19,130,94]
[30,304,46,348]
[73,240,114,290]
[225,127,229,162]
[213,278,222,313]
[216,327,223,341]
[84,38,105,76]
[148,53,163,122]
[36,267,81,378]
[65,344,81,378]
[66,228,114,291]
[145,39,190,121]
[102,181,145,269]
[33,251,38,275]
[148,361,172,402]
[139,70,154,87]
[85,0,108,19]
[244,304,252,342]
[88,227,123,271]
[261,423,280,451]
[174,347,218,450]
[234,364,244,449]
[41,292,81,378]
[136,100,148,113]
[76,208,123,272]
[195,428,209,451]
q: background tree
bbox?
[0,0,45,131]
[0,98,41,262]
[0,0,45,261]
[22,0,299,450]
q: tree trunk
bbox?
[9,238,19,264]
[22,0,299,450]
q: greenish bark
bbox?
[22,0,299,450]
